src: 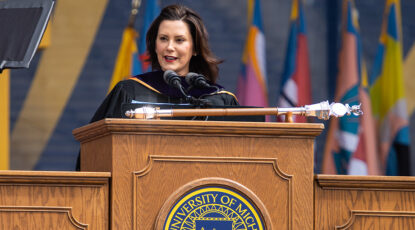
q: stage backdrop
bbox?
[8,0,415,174]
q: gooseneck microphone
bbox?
[163,70,183,89]
[185,72,220,92]
[163,70,211,107]
[185,72,211,88]
[163,70,194,103]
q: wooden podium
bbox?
[2,118,415,229]
[73,119,324,229]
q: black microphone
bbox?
[186,72,220,93]
[185,72,211,88]
[163,70,183,89]
[163,70,197,103]
[163,70,211,107]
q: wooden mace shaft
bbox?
[127,107,306,122]
[163,108,280,117]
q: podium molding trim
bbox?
[336,210,415,230]
[0,206,88,229]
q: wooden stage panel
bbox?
[315,175,415,230]
[0,171,110,230]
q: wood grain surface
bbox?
[0,171,110,230]
[139,157,287,230]
[315,174,415,230]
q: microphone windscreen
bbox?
[185,72,199,85]
[163,70,178,85]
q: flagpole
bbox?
[128,0,142,27]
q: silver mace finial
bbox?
[299,101,363,120]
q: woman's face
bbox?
[155,20,194,76]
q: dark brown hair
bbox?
[146,4,222,83]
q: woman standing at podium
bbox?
[76,4,239,170]
[91,4,239,121]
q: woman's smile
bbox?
[164,56,178,62]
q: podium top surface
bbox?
[73,118,324,142]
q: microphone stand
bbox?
[176,84,212,107]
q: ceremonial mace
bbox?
[125,101,362,122]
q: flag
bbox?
[0,70,10,170]
[322,0,380,175]
[136,0,160,74]
[403,44,415,116]
[277,0,311,123]
[108,0,160,92]
[236,0,268,108]
[108,27,139,92]
[369,0,410,175]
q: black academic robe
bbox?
[90,70,239,122]
[76,71,239,170]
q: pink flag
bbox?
[237,0,268,108]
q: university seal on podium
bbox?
[163,186,264,230]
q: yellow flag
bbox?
[108,27,138,92]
